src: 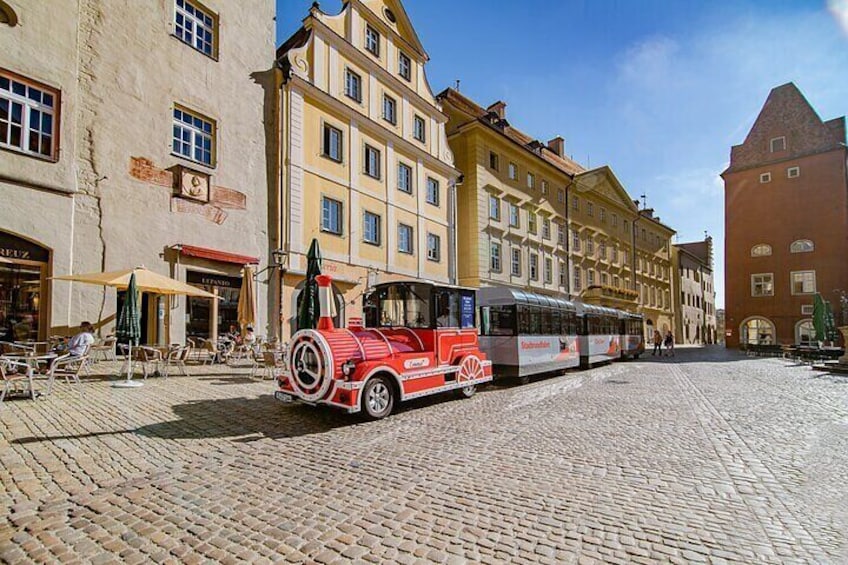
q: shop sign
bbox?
[186,270,242,289]
[0,232,50,263]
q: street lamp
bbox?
[254,249,288,280]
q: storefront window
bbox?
[0,263,42,341]
[186,271,241,339]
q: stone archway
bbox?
[740,316,775,345]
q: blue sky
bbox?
[277,0,848,308]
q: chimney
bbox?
[315,274,336,331]
[547,136,565,157]
[487,101,506,119]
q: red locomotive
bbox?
[275,275,493,419]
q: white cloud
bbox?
[617,36,679,90]
[829,0,848,36]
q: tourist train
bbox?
[275,275,644,419]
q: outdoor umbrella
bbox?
[297,239,323,330]
[115,272,143,388]
[53,266,216,298]
[237,265,257,334]
[813,293,827,342]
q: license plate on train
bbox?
[274,391,294,403]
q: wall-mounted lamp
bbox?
[254,249,288,280]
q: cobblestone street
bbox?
[1,347,847,564]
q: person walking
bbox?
[664,330,675,357]
[652,330,662,356]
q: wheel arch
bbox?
[361,366,404,403]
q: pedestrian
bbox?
[664,330,675,357]
[652,330,662,356]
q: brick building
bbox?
[722,83,848,348]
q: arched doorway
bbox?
[795,319,815,345]
[290,280,345,333]
[740,317,775,345]
[0,231,51,341]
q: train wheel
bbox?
[457,385,476,398]
[456,355,484,399]
[362,375,394,419]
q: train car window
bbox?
[550,309,562,335]
[540,308,553,334]
[482,306,516,335]
[434,288,461,328]
[517,306,532,335]
[564,310,578,335]
[377,284,432,328]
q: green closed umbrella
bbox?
[297,238,323,331]
[813,293,827,343]
[115,273,143,388]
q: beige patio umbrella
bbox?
[237,265,256,333]
[52,266,216,298]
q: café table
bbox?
[0,352,59,399]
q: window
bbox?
[601,272,609,285]
[0,71,58,160]
[557,224,565,245]
[586,237,594,256]
[751,273,774,297]
[751,243,772,257]
[511,248,521,276]
[623,220,629,232]
[572,195,579,210]
[508,203,520,228]
[558,189,565,203]
[174,0,216,58]
[365,25,380,57]
[599,241,606,261]
[489,195,500,220]
[321,196,343,235]
[398,52,411,81]
[611,246,619,264]
[397,162,412,193]
[529,253,538,280]
[490,242,502,272]
[427,233,441,262]
[542,219,551,240]
[382,95,396,125]
[363,211,381,245]
[600,208,606,223]
[573,266,582,292]
[791,270,816,295]
[528,212,537,234]
[587,269,595,286]
[489,151,499,170]
[788,166,800,178]
[801,304,814,316]
[345,69,362,102]
[364,144,381,179]
[559,262,567,286]
[541,180,548,195]
[413,115,426,142]
[508,162,517,180]
[612,214,618,228]
[613,275,620,288]
[770,136,786,152]
[398,223,413,254]
[587,202,594,217]
[760,172,771,183]
[527,172,535,189]
[322,123,343,162]
[172,106,215,166]
[544,257,553,284]
[426,177,440,206]
[790,239,814,253]
[571,230,581,252]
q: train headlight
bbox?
[342,359,357,378]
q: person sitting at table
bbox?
[243,325,256,346]
[67,321,95,357]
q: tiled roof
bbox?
[437,87,585,177]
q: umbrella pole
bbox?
[112,342,144,388]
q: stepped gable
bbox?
[725,82,846,174]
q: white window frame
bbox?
[364,144,381,179]
[542,218,551,240]
[790,239,814,253]
[172,106,215,167]
[791,270,816,295]
[413,115,426,143]
[398,51,411,81]
[397,161,413,193]
[751,243,772,257]
[382,94,396,125]
[528,212,537,234]
[787,166,800,178]
[587,269,595,287]
[345,68,362,103]
[322,122,343,162]
[489,195,500,221]
[527,172,535,189]
[398,223,414,254]
[490,242,502,272]
[426,233,441,262]
[426,177,440,206]
[801,304,814,316]
[511,248,521,276]
[544,257,553,284]
[508,162,517,180]
[0,71,58,161]
[174,0,217,58]
[751,273,774,297]
[508,203,520,228]
[363,211,381,246]
[541,180,548,194]
[759,172,771,183]
[559,262,567,286]
[321,196,343,235]
[557,224,565,246]
[573,266,582,292]
[365,25,380,57]
[770,136,786,152]
[529,253,539,281]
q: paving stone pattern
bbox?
[1,348,847,564]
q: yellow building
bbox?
[439,88,676,333]
[276,0,459,338]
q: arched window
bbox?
[795,319,815,345]
[790,239,814,253]
[0,1,18,26]
[740,317,775,345]
[750,244,772,257]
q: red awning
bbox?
[178,245,259,265]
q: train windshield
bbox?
[377,283,432,328]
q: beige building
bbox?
[276,0,460,339]
[0,0,275,343]
[673,237,717,344]
[438,88,676,334]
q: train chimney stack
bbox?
[316,274,335,331]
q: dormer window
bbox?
[770,136,785,152]
[365,25,380,57]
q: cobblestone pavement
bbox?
[1,347,847,564]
